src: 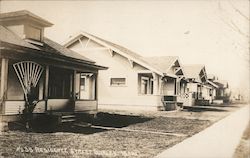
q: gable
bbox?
[68,35,107,51]
[64,32,177,77]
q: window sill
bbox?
[138,94,155,96]
[110,85,128,87]
[76,99,97,101]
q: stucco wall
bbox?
[69,40,163,111]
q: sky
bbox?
[0,0,249,97]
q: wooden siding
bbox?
[47,99,73,111]
[4,100,45,114]
[75,100,97,112]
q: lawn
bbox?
[0,104,244,158]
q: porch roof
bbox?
[207,80,219,89]
[213,80,228,89]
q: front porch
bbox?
[138,72,183,111]
[0,58,99,116]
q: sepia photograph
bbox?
[0,0,249,157]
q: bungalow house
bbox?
[182,65,213,106]
[0,10,106,123]
[207,75,230,104]
[63,31,187,111]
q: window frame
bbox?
[110,77,127,87]
[139,76,154,95]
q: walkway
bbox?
[156,105,249,158]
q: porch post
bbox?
[152,73,159,95]
[0,58,9,114]
[44,65,49,111]
[72,70,77,101]
[158,77,163,95]
[174,78,177,95]
[176,77,181,95]
[94,73,98,100]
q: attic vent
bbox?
[25,39,43,46]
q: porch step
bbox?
[61,115,76,119]
[73,122,92,128]
[61,114,76,123]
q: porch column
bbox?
[176,77,181,95]
[174,78,177,95]
[158,77,163,95]
[72,70,77,101]
[94,73,98,100]
[44,65,49,111]
[0,58,9,114]
[152,73,159,95]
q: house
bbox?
[207,75,230,104]
[207,75,219,103]
[0,10,107,123]
[182,65,213,106]
[64,31,187,111]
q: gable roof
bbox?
[63,31,179,78]
[183,64,206,82]
[142,56,180,75]
[0,10,53,27]
[207,80,219,89]
[213,80,228,88]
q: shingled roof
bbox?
[0,24,95,64]
[213,80,229,88]
[142,56,179,75]
[183,64,206,82]
[0,25,40,50]
[42,37,95,63]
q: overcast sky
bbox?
[0,0,249,95]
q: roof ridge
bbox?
[0,10,53,27]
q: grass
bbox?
[0,127,185,158]
[126,117,211,136]
[0,104,245,158]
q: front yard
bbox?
[0,103,245,158]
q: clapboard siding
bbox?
[4,100,95,114]
[47,99,73,111]
[75,100,97,111]
[5,101,45,114]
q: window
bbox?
[138,75,154,95]
[76,73,96,100]
[80,76,86,91]
[141,78,148,94]
[110,78,126,86]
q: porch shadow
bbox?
[91,112,153,128]
[7,112,153,134]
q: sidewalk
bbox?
[156,105,250,158]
